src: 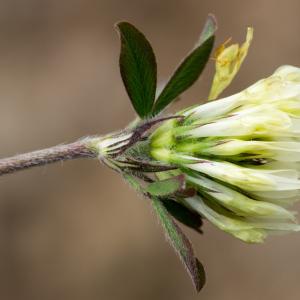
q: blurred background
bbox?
[0,0,300,299]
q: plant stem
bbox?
[0,116,180,177]
[0,138,99,176]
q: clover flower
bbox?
[88,21,300,290]
[150,65,300,243]
[2,16,300,291]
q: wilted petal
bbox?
[209,27,253,100]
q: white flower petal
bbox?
[248,188,300,208]
[183,156,300,191]
[183,93,242,120]
[186,174,296,220]
[183,195,267,243]
[184,107,293,138]
[273,65,300,82]
[150,65,300,243]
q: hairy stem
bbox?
[0,138,99,176]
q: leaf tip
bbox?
[207,13,218,31]
[114,20,130,30]
[194,258,206,292]
[198,14,218,45]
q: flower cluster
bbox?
[150,65,300,243]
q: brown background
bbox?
[0,0,300,299]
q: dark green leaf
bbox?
[152,15,217,115]
[116,22,157,118]
[161,199,203,234]
[146,175,185,197]
[152,197,206,292]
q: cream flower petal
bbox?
[150,65,300,243]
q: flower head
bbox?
[150,65,300,243]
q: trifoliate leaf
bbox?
[116,22,157,118]
[146,175,185,197]
[152,197,206,292]
[152,15,217,115]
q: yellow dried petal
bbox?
[209,27,253,100]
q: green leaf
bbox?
[161,199,203,234]
[152,15,217,115]
[152,197,206,292]
[116,22,157,118]
[146,175,185,197]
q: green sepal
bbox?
[146,175,185,196]
[152,197,206,292]
[116,22,157,118]
[152,15,217,115]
